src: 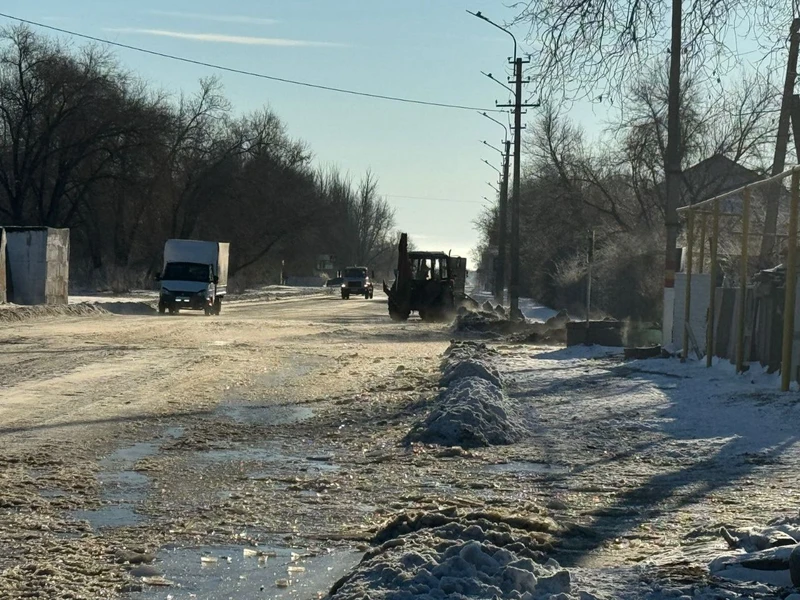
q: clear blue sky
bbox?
[3,1,612,261]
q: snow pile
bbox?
[409,377,524,448]
[0,302,111,322]
[441,341,498,365]
[329,509,593,600]
[407,342,524,448]
[710,545,797,588]
[441,341,502,388]
[706,518,800,588]
[519,299,558,323]
[452,308,512,335]
[441,359,502,389]
[453,303,569,344]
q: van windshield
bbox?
[344,268,367,278]
[163,262,212,283]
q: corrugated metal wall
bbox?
[0,229,6,303]
[672,273,711,351]
[3,228,69,305]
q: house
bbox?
[678,155,765,205]
[657,154,788,215]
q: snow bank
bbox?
[519,298,558,323]
[469,291,557,324]
[0,302,112,322]
[329,509,593,600]
[452,309,568,343]
[441,359,502,389]
[407,342,525,448]
[408,377,524,448]
[442,341,497,366]
[705,518,800,589]
[452,309,512,335]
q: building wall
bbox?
[672,273,711,354]
[0,229,6,303]
[4,228,69,305]
[5,228,48,304]
[45,228,69,304]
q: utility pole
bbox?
[495,138,511,304]
[761,18,800,267]
[791,94,800,162]
[498,57,534,318]
[586,229,595,328]
[662,0,683,345]
[479,114,510,304]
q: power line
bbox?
[0,12,505,113]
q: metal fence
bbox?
[677,167,799,391]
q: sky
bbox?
[1,1,635,261]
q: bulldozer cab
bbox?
[409,252,450,282]
[447,256,467,295]
[384,234,474,322]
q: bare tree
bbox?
[0,27,395,291]
[0,27,144,227]
[511,0,787,317]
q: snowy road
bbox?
[2,294,800,599]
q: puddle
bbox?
[163,426,185,439]
[100,442,159,469]
[217,403,313,426]
[71,505,143,529]
[99,470,150,502]
[201,447,288,464]
[67,441,159,530]
[200,445,339,473]
[130,545,362,599]
[486,461,571,475]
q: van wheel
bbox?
[169,307,179,315]
[158,303,166,314]
[213,299,222,315]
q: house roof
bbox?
[678,154,766,207]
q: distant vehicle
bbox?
[155,239,229,316]
[339,266,374,299]
[383,233,469,321]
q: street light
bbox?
[482,140,503,156]
[470,9,531,316]
[482,159,502,176]
[480,71,514,97]
[487,181,500,194]
[478,111,509,142]
[466,10,518,62]
[478,113,512,305]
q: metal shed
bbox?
[2,227,69,305]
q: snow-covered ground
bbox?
[469,290,558,323]
[67,285,328,306]
[486,345,800,598]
